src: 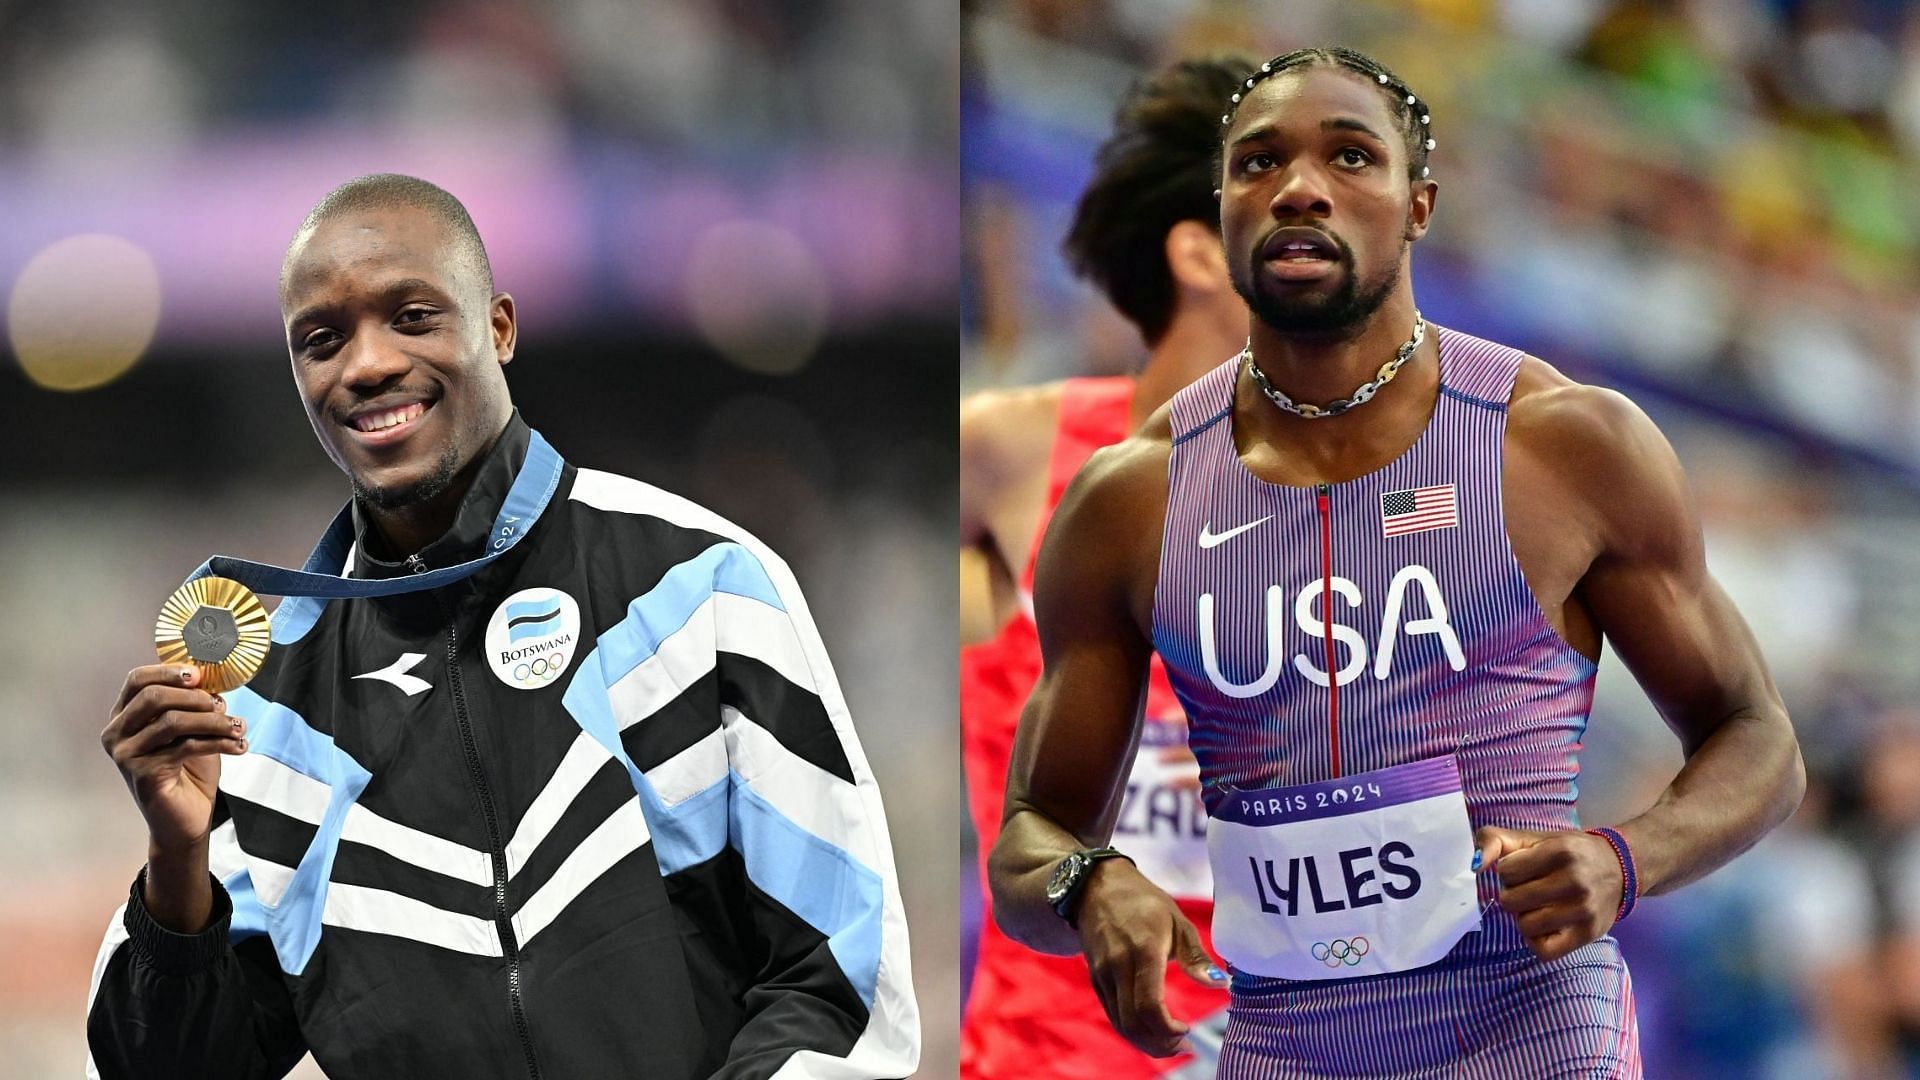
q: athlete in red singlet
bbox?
[959,57,1251,1079]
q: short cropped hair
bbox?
[283,173,493,297]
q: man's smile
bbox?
[342,397,437,448]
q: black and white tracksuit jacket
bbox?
[85,415,919,1079]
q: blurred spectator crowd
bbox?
[0,0,950,156]
[967,0,1920,460]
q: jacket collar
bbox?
[351,411,532,580]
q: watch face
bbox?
[1045,851,1088,907]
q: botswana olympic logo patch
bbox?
[485,587,580,690]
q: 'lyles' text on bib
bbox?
[1207,756,1480,981]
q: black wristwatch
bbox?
[1045,847,1132,926]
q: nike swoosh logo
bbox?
[1198,516,1273,549]
[353,652,432,697]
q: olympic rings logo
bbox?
[511,651,567,686]
[1310,937,1370,968]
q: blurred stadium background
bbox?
[0,1,957,1077]
[963,0,1920,1076]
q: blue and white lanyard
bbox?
[186,430,564,607]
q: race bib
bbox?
[1207,756,1480,981]
[1111,717,1211,901]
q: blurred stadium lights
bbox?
[7,234,161,392]
[0,149,951,354]
[684,219,832,375]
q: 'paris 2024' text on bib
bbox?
[1207,755,1481,981]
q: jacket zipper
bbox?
[434,578,543,1079]
[1316,483,1340,778]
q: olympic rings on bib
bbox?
[1311,937,1371,968]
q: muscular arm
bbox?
[987,430,1223,1056]
[987,439,1159,953]
[1566,389,1804,893]
[1488,381,1804,957]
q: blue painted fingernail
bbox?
[1207,965,1227,982]
[1471,849,1483,871]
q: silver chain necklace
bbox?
[1242,312,1425,420]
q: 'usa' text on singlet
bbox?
[1198,563,1465,698]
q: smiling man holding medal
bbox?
[86,174,919,1079]
[987,48,1804,1077]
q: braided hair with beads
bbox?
[1219,47,1434,182]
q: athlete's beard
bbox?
[351,442,462,511]
[1234,231,1403,339]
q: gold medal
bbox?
[154,576,271,694]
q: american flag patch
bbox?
[1381,484,1457,537]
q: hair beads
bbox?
[1220,47,1435,181]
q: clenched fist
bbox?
[1476,825,1626,962]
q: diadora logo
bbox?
[353,653,432,697]
[1198,563,1465,697]
[1311,937,1370,968]
[484,587,580,690]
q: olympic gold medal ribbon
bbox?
[154,576,271,694]
[150,431,565,696]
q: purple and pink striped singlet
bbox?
[1151,325,1641,1078]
